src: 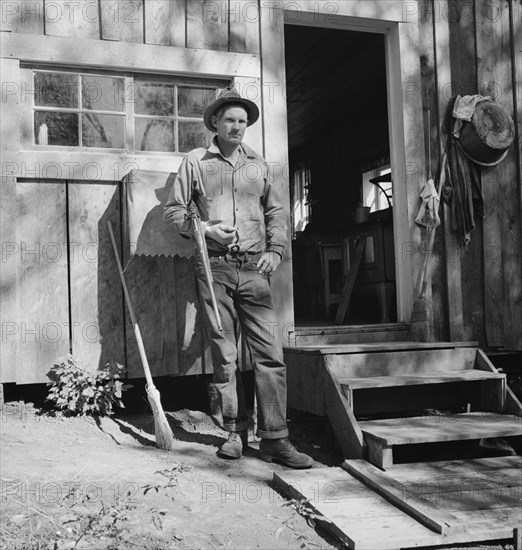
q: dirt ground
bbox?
[0,401,515,550]
[1,401,344,550]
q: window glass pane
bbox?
[179,121,213,152]
[135,118,175,151]
[82,75,125,112]
[135,82,175,116]
[178,87,217,117]
[34,111,79,146]
[82,113,124,148]
[35,73,78,108]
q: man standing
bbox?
[164,86,313,469]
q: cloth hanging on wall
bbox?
[123,169,195,258]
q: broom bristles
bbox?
[410,297,431,342]
[146,384,175,450]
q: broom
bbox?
[107,221,175,450]
[410,148,447,342]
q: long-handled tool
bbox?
[107,221,174,450]
[410,151,447,341]
[188,205,223,332]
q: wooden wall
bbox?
[0,0,259,53]
[0,0,261,384]
[1,0,521,386]
[420,0,522,350]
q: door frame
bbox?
[260,3,424,343]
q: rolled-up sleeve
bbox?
[164,156,194,238]
[263,174,288,258]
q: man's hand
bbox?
[205,223,237,245]
[256,252,282,276]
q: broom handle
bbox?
[107,221,155,389]
[415,151,448,299]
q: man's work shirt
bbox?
[164,138,288,257]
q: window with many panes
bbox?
[21,67,227,153]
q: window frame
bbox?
[20,65,228,156]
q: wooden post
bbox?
[259,5,294,345]
[434,0,464,341]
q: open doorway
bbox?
[286,25,397,328]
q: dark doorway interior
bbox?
[285,25,396,327]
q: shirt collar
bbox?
[207,136,259,162]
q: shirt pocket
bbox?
[202,193,227,223]
[246,192,262,222]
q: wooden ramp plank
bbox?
[359,412,522,445]
[390,456,522,487]
[342,460,461,535]
[340,369,504,389]
[274,465,521,549]
[273,468,441,550]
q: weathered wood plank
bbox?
[169,0,187,47]
[67,182,125,373]
[1,150,183,182]
[0,177,18,383]
[100,0,144,43]
[475,349,522,415]
[274,468,441,550]
[359,412,522,445]
[44,0,100,39]
[419,0,446,342]
[433,0,464,341]
[0,58,20,153]
[14,181,70,384]
[229,0,260,54]
[448,0,487,347]
[390,457,522,495]
[325,347,478,379]
[187,0,228,51]
[387,21,420,323]
[0,0,44,33]
[259,5,294,341]
[342,459,462,534]
[340,369,504,390]
[174,257,206,375]
[125,255,186,378]
[143,0,186,47]
[144,0,170,45]
[284,351,325,415]
[478,0,522,350]
[324,364,364,459]
[1,33,261,78]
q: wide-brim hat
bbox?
[456,100,515,167]
[204,86,260,132]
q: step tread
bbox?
[340,370,504,390]
[284,341,478,355]
[359,412,522,445]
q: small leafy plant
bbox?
[46,354,130,416]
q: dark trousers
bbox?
[196,253,289,439]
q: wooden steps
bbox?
[359,412,522,469]
[282,341,522,548]
[340,369,504,390]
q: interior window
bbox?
[362,165,393,212]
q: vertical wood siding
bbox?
[422,0,522,349]
[2,0,521,386]
[1,0,259,53]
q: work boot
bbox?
[259,438,314,469]
[217,430,248,459]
